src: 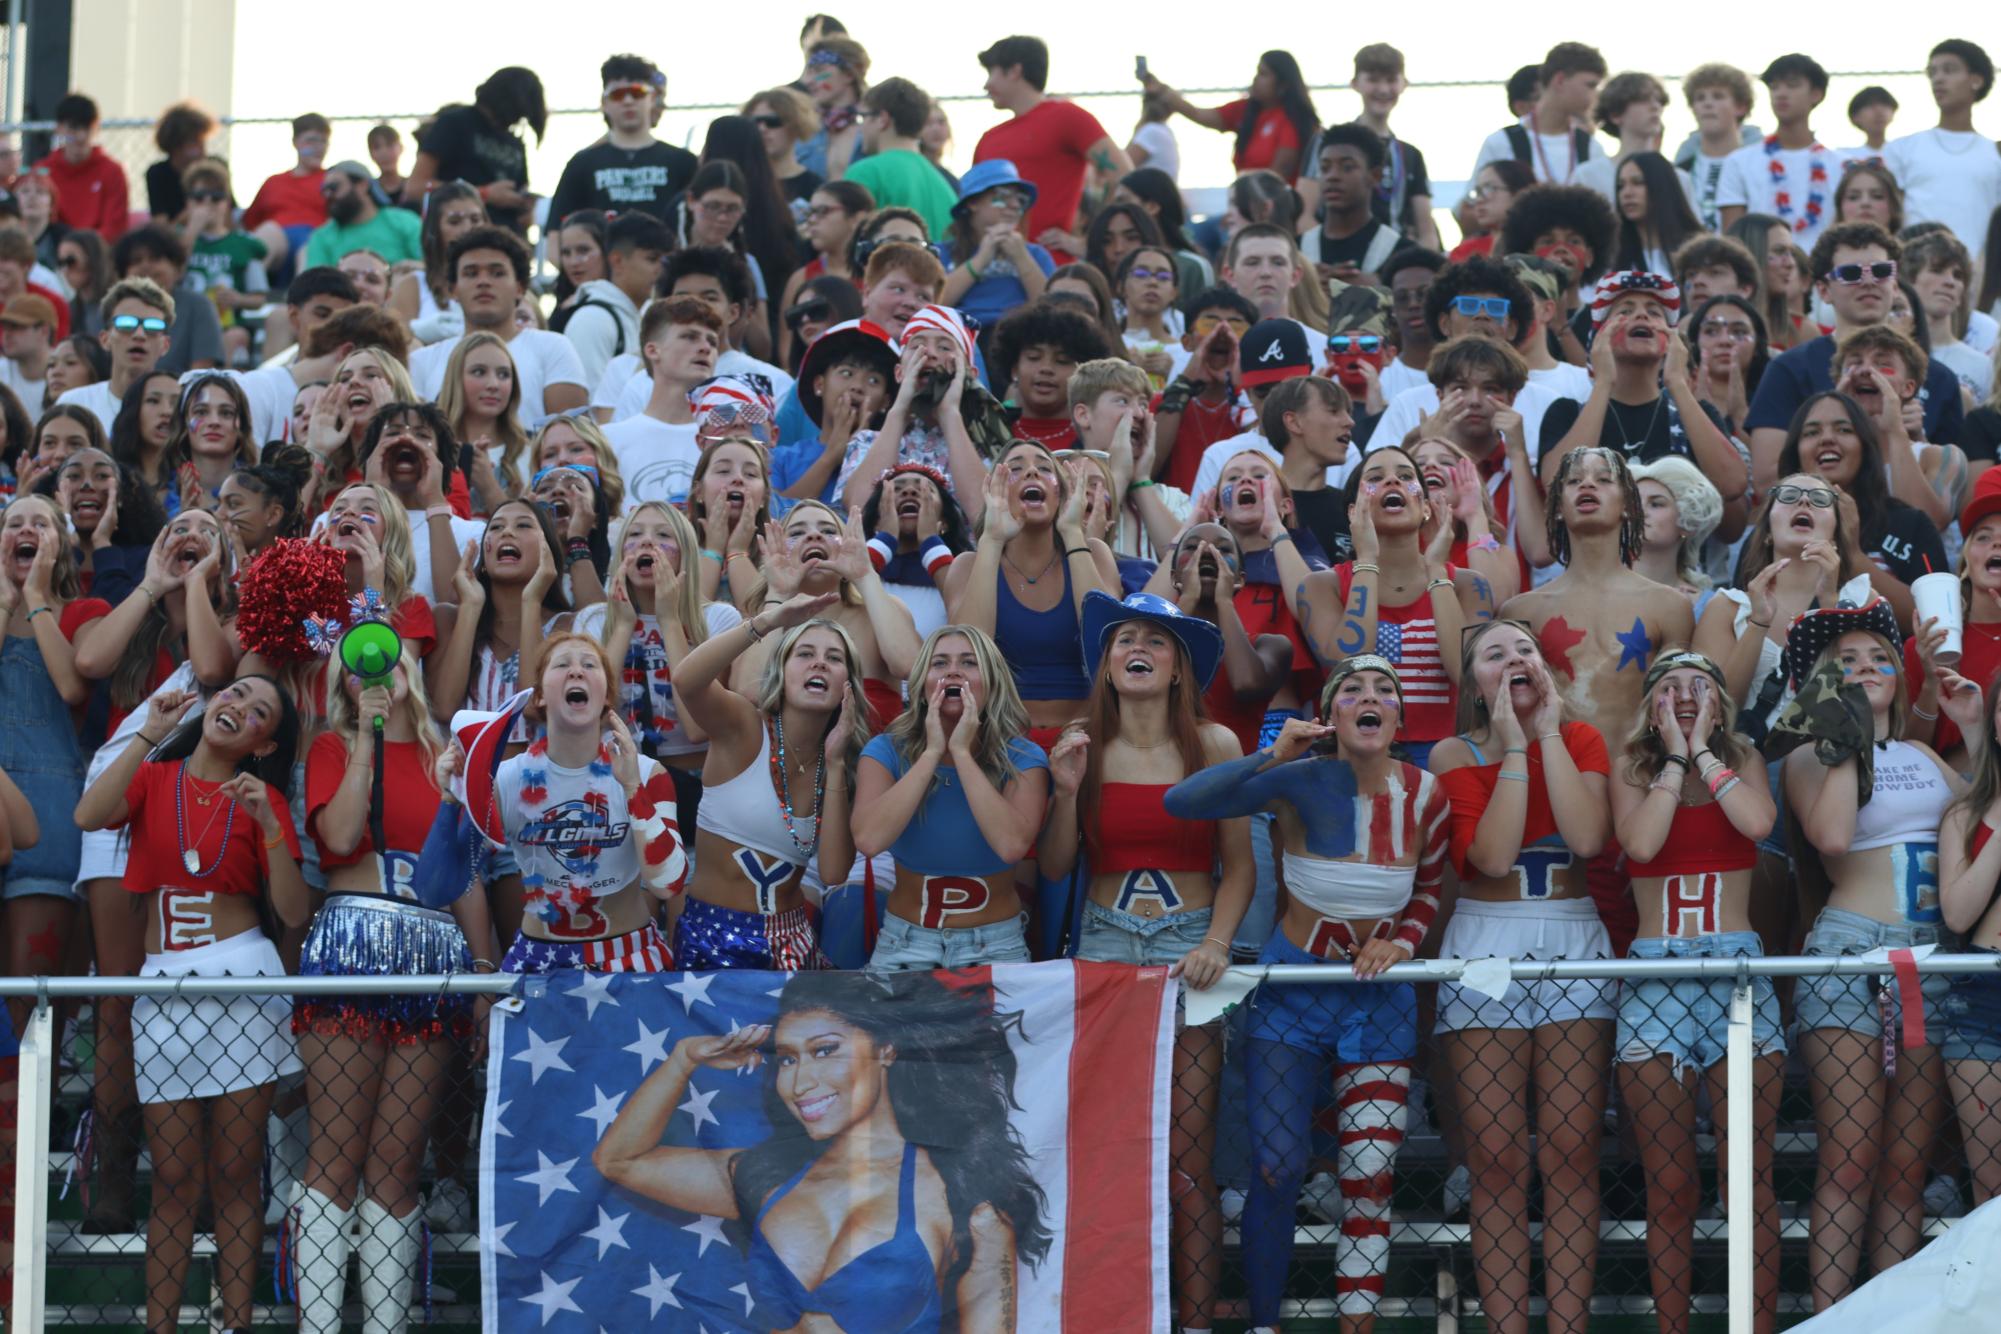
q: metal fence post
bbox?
[1726,972,1754,1334]
[10,997,52,1332]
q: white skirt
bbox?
[134,927,302,1104]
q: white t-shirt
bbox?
[1934,339,1993,402]
[572,601,744,756]
[1967,310,1998,357]
[605,414,702,508]
[1884,128,2001,261]
[1367,380,1560,467]
[1471,118,1601,185]
[1129,122,1180,181]
[409,329,588,429]
[1527,361,1592,403]
[0,361,46,416]
[1377,357,1427,400]
[309,507,485,604]
[55,380,120,432]
[178,364,297,449]
[609,348,795,422]
[1715,140,1853,250]
[1187,431,1355,503]
[1689,150,1733,232]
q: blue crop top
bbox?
[748,1141,941,1333]
[862,733,1048,876]
[993,557,1090,700]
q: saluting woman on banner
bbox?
[594,969,1051,1333]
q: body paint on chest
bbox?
[1540,616,1587,677]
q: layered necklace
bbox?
[1765,135,1830,234]
[767,716,827,859]
[517,736,616,925]
[174,762,238,878]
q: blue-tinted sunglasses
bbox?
[531,463,600,488]
[1451,296,1510,318]
[1327,334,1384,354]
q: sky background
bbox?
[210,4,1990,241]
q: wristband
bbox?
[1352,562,1380,574]
[137,732,163,748]
[263,827,287,850]
[26,605,51,622]
[469,958,498,973]
[1127,478,1156,492]
[1427,577,1453,592]
[1471,534,1502,553]
[1912,702,1938,721]
[1539,731,1562,742]
[700,549,725,563]
[140,584,162,607]
[425,504,453,521]
[743,618,766,643]
[1495,770,1528,784]
[1662,754,1690,768]
[1748,617,1772,629]
[965,261,984,282]
[1063,546,1090,559]
[1269,530,1294,545]
[1503,746,1529,755]
[565,538,591,564]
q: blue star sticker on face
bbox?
[1616,616,1654,672]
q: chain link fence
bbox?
[4,954,1998,1329]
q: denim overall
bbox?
[0,626,85,897]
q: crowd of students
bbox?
[3,20,2001,1334]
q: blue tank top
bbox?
[747,1140,941,1333]
[993,556,1090,699]
[862,733,1049,876]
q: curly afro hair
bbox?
[990,300,1114,394]
[1500,184,1617,283]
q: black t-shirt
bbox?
[1309,218,1414,278]
[547,140,700,226]
[145,159,185,220]
[421,105,531,230]
[1538,392,1731,467]
[1959,405,2001,465]
[1372,137,1431,234]
[1869,500,1948,587]
[1290,485,1352,564]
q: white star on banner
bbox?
[518,1150,580,1206]
[623,1018,670,1073]
[564,970,621,1019]
[488,1219,517,1258]
[580,1205,631,1260]
[665,971,716,1013]
[678,1081,720,1134]
[520,1270,583,1326]
[633,1265,684,1317]
[490,1098,513,1138]
[764,970,796,998]
[577,1084,624,1137]
[510,1029,574,1085]
[682,1213,728,1257]
[731,1281,754,1315]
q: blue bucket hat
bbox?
[1081,590,1225,692]
[952,159,1039,219]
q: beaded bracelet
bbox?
[1705,765,1738,795]
[1352,562,1380,574]
[1912,702,1939,721]
[1662,754,1690,768]
[1713,775,1741,801]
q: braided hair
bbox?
[1544,445,1643,567]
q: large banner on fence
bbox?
[480,960,1175,1332]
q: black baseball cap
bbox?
[1239,319,1313,387]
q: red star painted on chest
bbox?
[1539,616,1588,678]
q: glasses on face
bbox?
[111,314,169,334]
[698,199,745,219]
[1770,483,1836,509]
[58,255,84,270]
[784,300,832,331]
[983,188,1031,212]
[1327,334,1384,354]
[605,84,652,103]
[1701,319,1754,339]
[1829,260,1898,285]
[750,114,785,130]
[1452,295,1510,318]
[530,463,599,489]
[188,190,227,205]
[1192,313,1251,336]
[805,204,846,221]
[1472,183,1509,199]
[1127,266,1174,283]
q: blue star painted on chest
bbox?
[1615,617,1653,672]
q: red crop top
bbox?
[305,733,445,868]
[1437,721,1608,880]
[1089,782,1219,875]
[1626,799,1757,880]
[117,760,301,897]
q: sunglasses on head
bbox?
[110,314,168,334]
[1769,483,1836,509]
[1327,334,1384,354]
[1452,295,1510,318]
[1828,260,1897,285]
[531,463,600,488]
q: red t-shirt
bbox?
[1218,100,1304,178]
[305,733,444,886]
[1012,416,1078,450]
[1154,389,1256,495]
[1905,621,2001,754]
[1437,720,1608,881]
[1234,579,1317,708]
[116,758,301,896]
[1202,661,1273,759]
[244,169,329,231]
[62,597,174,736]
[1331,561,1459,743]
[974,100,1110,261]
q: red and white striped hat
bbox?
[1590,270,1681,328]
[688,375,776,444]
[902,303,974,365]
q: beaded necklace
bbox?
[767,715,827,859]
[516,735,617,925]
[174,762,238,878]
[1764,135,1830,235]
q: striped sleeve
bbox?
[1393,771,1452,952]
[627,762,688,899]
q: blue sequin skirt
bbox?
[295,893,473,1044]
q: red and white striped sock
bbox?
[1332,1060,1410,1316]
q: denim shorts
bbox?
[1938,947,2001,1063]
[1616,932,1784,1075]
[867,910,1030,972]
[1793,907,1951,1044]
[1243,929,1417,1062]
[1435,897,1617,1032]
[1076,902,1212,968]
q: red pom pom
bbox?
[235,539,352,664]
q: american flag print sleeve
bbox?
[1392,769,1453,953]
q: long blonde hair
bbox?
[523,414,626,514]
[1618,650,1751,785]
[435,331,528,491]
[744,499,864,610]
[753,616,870,786]
[1,494,80,600]
[883,625,1030,793]
[331,482,418,610]
[321,348,419,487]
[324,652,447,795]
[611,501,710,651]
[1455,618,1570,735]
[688,435,774,558]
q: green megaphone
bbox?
[338,620,404,732]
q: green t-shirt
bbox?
[302,207,424,269]
[187,230,269,293]
[842,149,959,238]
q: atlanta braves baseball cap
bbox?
[1238,318,1314,388]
